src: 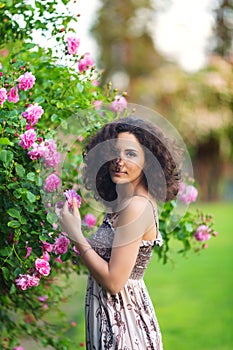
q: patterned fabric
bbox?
[85,213,163,350]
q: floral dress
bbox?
[85,211,163,350]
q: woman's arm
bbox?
[59,197,154,295]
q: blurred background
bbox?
[1,0,232,349]
[77,0,233,203]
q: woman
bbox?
[59,116,181,349]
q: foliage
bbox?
[0,1,217,349]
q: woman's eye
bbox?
[126,151,136,158]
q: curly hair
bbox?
[82,116,182,205]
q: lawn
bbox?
[21,202,233,349]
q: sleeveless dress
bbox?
[85,209,163,350]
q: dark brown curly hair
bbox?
[82,116,182,205]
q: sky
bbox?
[72,0,216,72]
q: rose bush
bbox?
[0,1,216,349]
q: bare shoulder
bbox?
[117,196,153,227]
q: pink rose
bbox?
[18,72,36,91]
[54,256,63,263]
[28,142,46,160]
[179,185,198,204]
[0,87,7,105]
[53,234,70,255]
[78,52,94,72]
[13,347,25,350]
[38,295,48,302]
[110,95,127,112]
[18,129,37,149]
[66,36,80,55]
[42,241,54,252]
[44,173,61,192]
[73,245,80,256]
[93,100,102,110]
[43,139,61,168]
[27,273,40,288]
[64,189,82,209]
[15,274,29,290]
[42,251,50,261]
[35,258,50,276]
[22,103,44,125]
[194,225,211,242]
[84,213,96,228]
[7,86,19,103]
[15,273,40,290]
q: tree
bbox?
[91,0,163,88]
[212,0,233,57]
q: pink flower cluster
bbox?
[0,87,7,105]
[110,95,127,112]
[42,233,70,264]
[18,71,36,91]
[44,173,61,192]
[28,139,61,167]
[22,103,44,126]
[8,86,19,103]
[0,71,35,107]
[179,183,198,204]
[64,189,82,208]
[15,258,51,291]
[84,213,96,228]
[18,129,37,149]
[66,36,80,55]
[194,225,211,242]
[78,52,94,72]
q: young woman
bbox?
[59,116,181,349]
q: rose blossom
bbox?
[38,295,48,303]
[43,139,61,168]
[78,52,94,72]
[64,189,82,209]
[15,273,40,290]
[179,184,198,204]
[18,129,37,149]
[7,86,19,103]
[0,87,7,105]
[35,258,50,276]
[53,234,70,255]
[28,142,46,160]
[22,103,44,126]
[18,71,36,91]
[13,347,25,350]
[66,36,80,55]
[84,213,96,228]
[44,173,61,192]
[42,241,54,252]
[110,95,127,112]
[194,225,211,242]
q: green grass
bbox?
[144,202,233,350]
[21,202,233,349]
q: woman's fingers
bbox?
[72,198,81,219]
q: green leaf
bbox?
[8,220,21,228]
[46,212,57,224]
[15,164,25,178]
[7,208,21,220]
[0,150,14,164]
[0,246,12,257]
[26,190,36,203]
[27,172,35,182]
[34,96,45,104]
[2,267,10,281]
[0,138,13,146]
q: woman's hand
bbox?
[58,198,83,243]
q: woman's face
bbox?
[109,132,145,187]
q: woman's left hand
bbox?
[58,198,82,243]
